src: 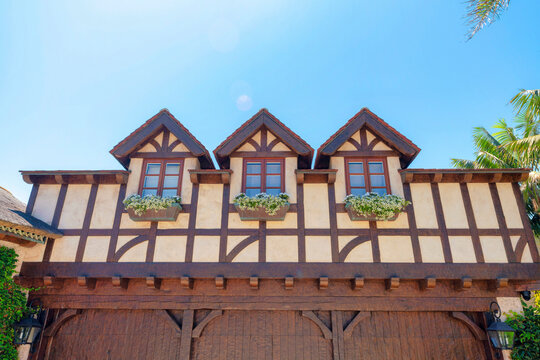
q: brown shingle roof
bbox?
[0,187,62,239]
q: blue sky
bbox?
[1,1,539,202]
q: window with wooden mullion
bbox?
[140,160,182,197]
[346,158,390,196]
[243,159,284,197]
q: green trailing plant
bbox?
[233,193,290,216]
[344,193,410,221]
[1,246,32,360]
[123,194,182,216]
[505,301,540,360]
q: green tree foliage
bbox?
[0,246,29,360]
[452,90,540,236]
[505,301,540,360]
[465,0,510,40]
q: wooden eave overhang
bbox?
[295,169,337,184]
[314,108,421,169]
[189,169,233,184]
[21,170,130,185]
[110,109,214,169]
[400,168,531,183]
[213,108,314,169]
[0,222,61,245]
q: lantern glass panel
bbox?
[14,326,31,345]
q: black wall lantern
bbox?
[486,301,516,350]
[12,300,43,349]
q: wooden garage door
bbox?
[46,310,488,360]
[343,311,487,360]
[191,310,333,360]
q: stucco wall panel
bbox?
[172,142,189,152]
[196,184,223,228]
[154,236,186,262]
[410,184,438,229]
[479,236,507,263]
[266,236,298,262]
[521,245,533,263]
[285,157,297,202]
[120,213,151,229]
[438,183,468,229]
[266,213,297,229]
[58,185,92,229]
[157,213,189,229]
[231,241,258,262]
[379,236,414,263]
[330,157,347,202]
[237,142,256,151]
[496,183,523,229]
[228,213,259,229]
[272,142,291,151]
[82,236,110,262]
[468,183,498,229]
[181,157,198,204]
[418,236,445,263]
[126,158,143,196]
[32,185,61,225]
[49,236,79,262]
[387,157,403,196]
[344,242,373,262]
[90,185,120,229]
[229,158,243,201]
[117,242,147,262]
[303,184,330,229]
[137,143,157,152]
[192,236,220,262]
[305,236,332,262]
[365,130,375,145]
[376,212,409,229]
[338,142,357,151]
[449,236,476,263]
[336,213,370,229]
[373,142,391,151]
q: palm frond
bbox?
[465,0,510,40]
[510,89,540,122]
[451,158,477,169]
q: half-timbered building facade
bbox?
[12,108,540,359]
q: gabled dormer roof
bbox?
[213,108,314,169]
[315,108,420,169]
[110,109,214,169]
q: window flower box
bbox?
[124,194,182,222]
[126,206,181,222]
[344,193,409,221]
[234,193,290,221]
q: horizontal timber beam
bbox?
[19,262,540,281]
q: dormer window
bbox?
[345,157,390,196]
[242,158,284,196]
[139,159,183,197]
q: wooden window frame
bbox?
[344,157,391,195]
[138,158,184,197]
[241,158,285,195]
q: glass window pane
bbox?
[163,175,179,188]
[266,188,280,196]
[349,162,363,174]
[350,175,365,187]
[144,176,159,188]
[162,189,178,198]
[370,175,386,187]
[245,188,260,197]
[368,162,384,173]
[247,162,261,174]
[371,188,387,195]
[266,175,281,188]
[266,163,281,174]
[351,188,366,196]
[165,163,180,175]
[146,163,161,175]
[246,175,261,187]
[142,188,157,196]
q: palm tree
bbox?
[451,89,540,236]
[465,0,510,40]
